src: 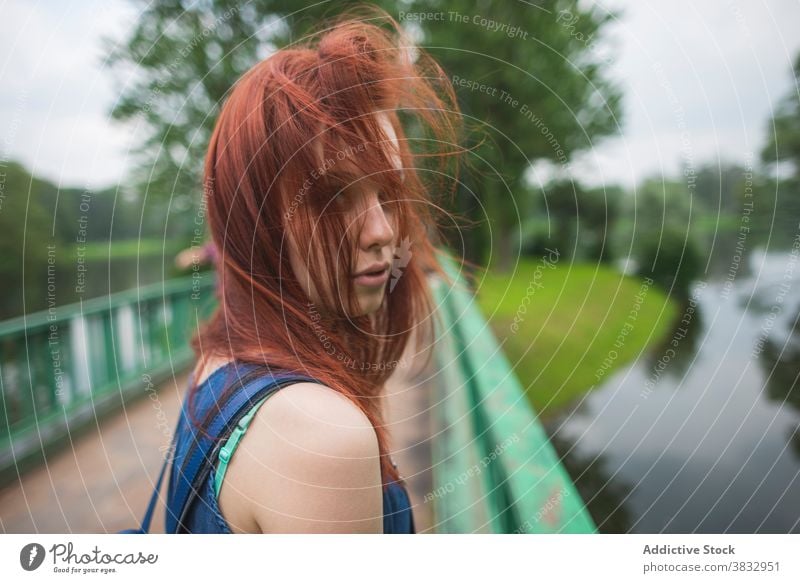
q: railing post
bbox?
[0,276,216,486]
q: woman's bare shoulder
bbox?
[262,381,375,433]
[218,381,384,533]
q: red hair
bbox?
[187,7,462,486]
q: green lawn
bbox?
[474,259,679,414]
[69,239,184,260]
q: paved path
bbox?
[0,350,436,533]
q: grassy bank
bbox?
[69,239,184,260]
[475,259,679,414]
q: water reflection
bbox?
[643,287,706,383]
[759,304,800,459]
[545,428,635,533]
[546,249,800,533]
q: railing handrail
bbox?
[0,273,217,487]
[3,256,596,532]
[429,252,597,533]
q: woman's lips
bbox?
[352,266,390,287]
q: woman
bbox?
[166,9,461,534]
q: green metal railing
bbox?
[429,254,597,533]
[0,275,216,485]
[1,254,595,532]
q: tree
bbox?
[106,1,394,241]
[693,161,749,217]
[527,180,621,264]
[0,162,58,318]
[624,177,702,298]
[107,1,623,260]
[406,0,623,268]
[759,50,800,250]
[762,52,800,181]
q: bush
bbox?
[635,226,702,299]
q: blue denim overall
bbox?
[165,361,415,534]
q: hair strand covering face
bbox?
[187,6,463,487]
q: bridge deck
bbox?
[0,353,436,533]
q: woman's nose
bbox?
[358,195,395,251]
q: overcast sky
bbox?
[1,0,799,190]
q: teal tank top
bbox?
[213,394,270,498]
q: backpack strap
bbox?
[118,444,172,534]
[165,369,317,533]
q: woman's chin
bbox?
[352,292,386,318]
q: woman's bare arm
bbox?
[218,382,383,533]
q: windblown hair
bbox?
[187,7,462,485]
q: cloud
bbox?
[2,0,800,190]
[579,0,800,186]
[0,0,137,188]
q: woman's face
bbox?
[287,113,402,318]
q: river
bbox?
[545,248,800,533]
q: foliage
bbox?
[106,1,623,256]
[407,0,624,267]
[527,180,622,264]
[761,52,800,181]
[692,161,750,217]
[0,162,52,314]
[105,0,392,240]
[0,162,180,318]
[634,225,702,300]
[613,177,701,297]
